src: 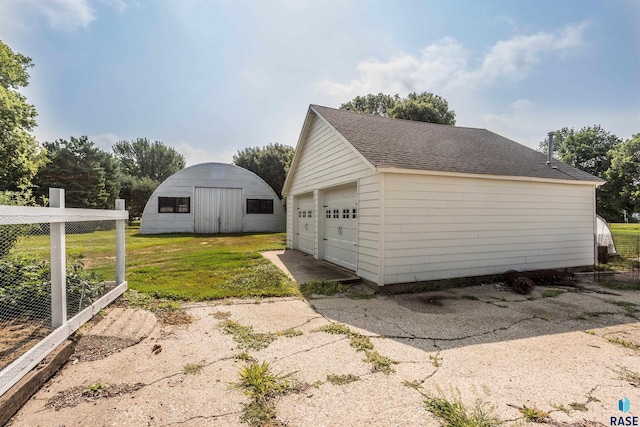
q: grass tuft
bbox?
[612,365,640,387]
[299,279,347,297]
[541,289,565,298]
[326,374,360,385]
[220,320,276,351]
[233,361,299,426]
[607,337,640,350]
[430,354,443,367]
[276,328,303,338]
[519,405,549,422]
[349,335,374,351]
[424,392,500,427]
[461,295,479,301]
[364,350,398,375]
[313,323,352,335]
[183,361,206,375]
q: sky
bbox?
[1,0,639,166]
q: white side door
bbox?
[295,194,315,255]
[322,184,357,270]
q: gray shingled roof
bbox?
[311,105,603,183]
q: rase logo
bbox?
[611,398,637,426]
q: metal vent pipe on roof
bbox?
[546,132,554,165]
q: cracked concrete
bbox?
[7,281,640,427]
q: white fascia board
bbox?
[376,167,604,187]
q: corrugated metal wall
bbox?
[194,187,243,233]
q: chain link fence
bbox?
[0,192,127,397]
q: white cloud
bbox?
[102,0,128,13]
[0,0,128,34]
[89,132,120,151]
[454,23,588,88]
[38,0,95,31]
[174,142,237,166]
[316,23,589,98]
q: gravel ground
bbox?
[7,278,640,427]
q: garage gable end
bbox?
[283,108,375,196]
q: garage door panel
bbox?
[322,184,357,271]
[194,187,242,234]
[296,194,314,255]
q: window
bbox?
[352,208,357,219]
[298,211,302,218]
[326,209,331,219]
[158,197,190,213]
[302,210,307,218]
[343,209,349,219]
[247,199,274,214]
[333,209,339,219]
[308,210,313,219]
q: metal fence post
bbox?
[49,188,67,328]
[115,199,125,285]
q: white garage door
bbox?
[296,194,315,255]
[194,187,242,233]
[322,184,357,271]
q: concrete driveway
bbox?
[7,277,640,426]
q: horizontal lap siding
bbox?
[382,173,596,284]
[287,114,380,282]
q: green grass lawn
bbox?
[13,227,299,301]
[610,223,640,259]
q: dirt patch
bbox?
[45,382,145,410]
[72,335,139,362]
[0,319,51,371]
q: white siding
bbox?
[140,163,285,234]
[285,114,379,281]
[382,173,596,285]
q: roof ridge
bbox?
[310,104,488,132]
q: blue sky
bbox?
[1,0,638,165]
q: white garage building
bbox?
[140,163,285,234]
[282,105,604,287]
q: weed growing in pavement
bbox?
[569,402,589,411]
[299,279,347,297]
[576,311,616,320]
[364,350,398,374]
[85,382,109,395]
[349,334,374,351]
[607,337,640,350]
[123,290,193,325]
[429,354,443,367]
[276,328,303,338]
[232,361,300,426]
[519,405,549,422]
[313,322,398,374]
[424,390,500,427]
[600,281,640,291]
[235,352,256,363]
[541,289,565,298]
[612,365,640,387]
[326,374,360,385]
[551,403,571,415]
[183,361,206,375]
[608,300,638,315]
[220,320,276,351]
[461,295,479,301]
[314,323,352,335]
[403,380,423,390]
[212,310,232,319]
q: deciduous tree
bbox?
[340,91,456,125]
[233,143,294,198]
[113,138,185,183]
[0,40,46,190]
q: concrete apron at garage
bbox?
[261,249,360,284]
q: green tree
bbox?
[0,40,46,190]
[538,126,626,222]
[340,91,456,125]
[112,138,185,182]
[603,134,640,221]
[118,175,157,220]
[233,143,295,198]
[34,136,121,209]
